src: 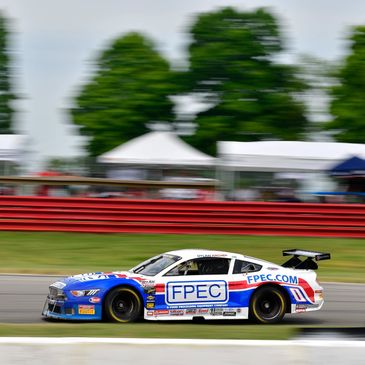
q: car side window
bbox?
[165,258,231,276]
[233,259,261,274]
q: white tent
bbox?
[0,134,28,163]
[98,131,216,166]
[218,141,365,172]
[0,134,28,175]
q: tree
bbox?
[183,7,308,155]
[71,33,177,156]
[0,13,15,133]
[325,26,365,143]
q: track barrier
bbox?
[0,196,364,237]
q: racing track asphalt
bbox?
[0,275,364,326]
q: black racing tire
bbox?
[250,286,286,324]
[104,287,142,323]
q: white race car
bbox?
[43,248,330,324]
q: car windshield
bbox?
[130,254,181,276]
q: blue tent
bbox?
[330,156,365,176]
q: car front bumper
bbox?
[42,296,102,321]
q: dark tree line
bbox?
[72,7,310,156]
[0,12,15,134]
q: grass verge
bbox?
[0,232,364,282]
[0,322,295,340]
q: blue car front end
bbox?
[42,272,146,321]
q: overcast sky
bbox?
[1,0,365,168]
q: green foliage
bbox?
[183,7,308,155]
[71,32,177,156]
[0,13,15,133]
[325,26,365,142]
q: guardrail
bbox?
[0,196,365,238]
[0,196,364,237]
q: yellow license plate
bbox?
[78,305,95,315]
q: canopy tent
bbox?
[327,156,365,199]
[330,156,365,176]
[98,131,216,166]
[0,135,28,163]
[218,141,365,172]
[0,135,28,175]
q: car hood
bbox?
[58,271,151,289]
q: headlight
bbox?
[49,282,67,300]
[70,289,100,297]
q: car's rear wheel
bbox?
[104,287,142,323]
[250,286,286,324]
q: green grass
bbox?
[0,322,295,339]
[0,232,364,282]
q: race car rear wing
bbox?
[282,249,331,270]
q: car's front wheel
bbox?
[104,287,142,323]
[250,286,286,324]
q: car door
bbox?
[152,257,232,317]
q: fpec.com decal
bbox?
[247,274,298,285]
[166,280,228,304]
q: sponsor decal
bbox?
[146,302,155,309]
[89,297,101,304]
[78,305,95,315]
[295,304,309,313]
[146,295,155,301]
[141,280,155,287]
[198,308,209,314]
[141,280,156,294]
[185,308,197,315]
[210,308,223,316]
[223,311,236,317]
[147,311,154,316]
[155,310,169,315]
[170,309,184,316]
[247,274,298,285]
[166,280,228,305]
[295,303,319,312]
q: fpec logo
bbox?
[166,280,228,304]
